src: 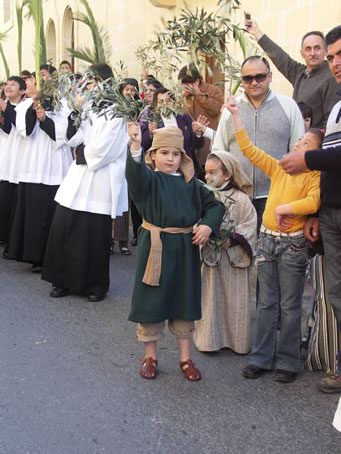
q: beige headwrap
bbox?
[145,126,195,183]
[208,151,253,197]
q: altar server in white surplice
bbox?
[42,63,129,303]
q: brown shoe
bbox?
[317,374,341,394]
[180,359,201,382]
[140,357,158,380]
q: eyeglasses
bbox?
[241,73,269,84]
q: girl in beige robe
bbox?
[194,151,257,353]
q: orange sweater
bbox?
[236,129,320,232]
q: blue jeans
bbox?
[248,232,308,372]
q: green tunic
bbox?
[126,151,224,323]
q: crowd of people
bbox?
[0,21,340,397]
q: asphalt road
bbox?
[0,243,340,454]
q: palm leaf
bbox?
[67,47,97,65]
[0,28,12,79]
[69,0,111,65]
[0,45,11,79]
[16,2,25,74]
[25,0,45,89]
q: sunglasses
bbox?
[241,73,269,84]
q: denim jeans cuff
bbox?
[248,360,273,370]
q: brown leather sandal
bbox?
[140,357,158,379]
[180,359,201,382]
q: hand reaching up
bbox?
[192,115,210,136]
[222,96,239,115]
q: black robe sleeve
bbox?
[75,144,87,165]
[2,103,17,134]
[67,112,79,140]
[25,106,37,136]
[39,116,56,141]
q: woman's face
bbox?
[205,157,230,188]
[145,84,157,103]
[156,92,171,108]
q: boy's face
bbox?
[292,131,321,154]
[25,76,36,96]
[59,63,72,74]
[39,69,51,80]
[4,80,25,102]
[151,147,182,174]
[303,116,312,131]
[205,157,230,188]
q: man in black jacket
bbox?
[280,25,341,394]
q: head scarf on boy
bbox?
[145,126,195,183]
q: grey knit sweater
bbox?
[258,34,340,129]
[212,90,304,199]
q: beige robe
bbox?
[194,187,257,353]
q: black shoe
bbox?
[50,286,69,298]
[131,238,138,247]
[272,370,297,383]
[32,263,42,273]
[242,365,269,379]
[87,294,105,302]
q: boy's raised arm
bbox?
[126,122,151,202]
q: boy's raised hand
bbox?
[127,121,142,143]
[222,96,239,115]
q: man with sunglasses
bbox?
[246,20,340,129]
[213,56,304,229]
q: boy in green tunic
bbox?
[126,124,224,381]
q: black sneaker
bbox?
[50,286,69,298]
[242,365,269,379]
[272,370,297,383]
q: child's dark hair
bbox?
[8,76,26,91]
[297,102,313,120]
[178,64,203,84]
[307,128,325,147]
[89,63,113,81]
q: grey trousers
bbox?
[319,206,341,373]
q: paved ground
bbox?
[0,243,340,454]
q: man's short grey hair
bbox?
[301,31,325,49]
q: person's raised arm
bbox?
[246,20,304,85]
[126,122,152,202]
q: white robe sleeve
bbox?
[14,98,37,138]
[84,115,129,171]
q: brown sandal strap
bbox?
[140,357,158,379]
[180,359,201,382]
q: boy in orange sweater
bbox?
[225,97,322,383]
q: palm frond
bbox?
[16,1,25,73]
[70,0,111,65]
[25,0,45,89]
[0,44,11,79]
[0,28,12,79]
[67,47,97,65]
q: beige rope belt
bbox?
[141,220,193,286]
